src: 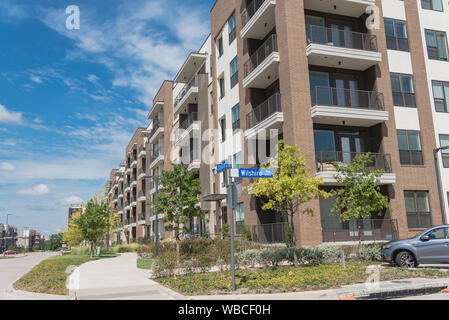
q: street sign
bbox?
[231,168,275,178]
[216,160,230,174]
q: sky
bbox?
[0,0,213,236]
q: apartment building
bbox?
[0,224,17,250]
[105,0,449,247]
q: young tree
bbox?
[249,140,330,264]
[331,153,390,242]
[63,212,84,247]
[72,190,118,257]
[150,163,204,257]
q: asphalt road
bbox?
[0,251,57,300]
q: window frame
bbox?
[421,0,444,12]
[432,80,449,113]
[231,103,240,132]
[384,18,410,52]
[425,29,449,61]
[404,191,432,229]
[230,56,238,89]
[397,129,424,166]
[439,134,449,168]
[390,73,417,108]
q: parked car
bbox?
[381,225,449,268]
[3,250,18,255]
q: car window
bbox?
[425,228,448,240]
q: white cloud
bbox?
[18,184,51,196]
[30,75,43,84]
[87,74,99,83]
[0,162,15,171]
[0,104,23,124]
[63,195,83,205]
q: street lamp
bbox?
[434,146,449,225]
[4,214,12,252]
[144,175,159,257]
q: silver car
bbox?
[381,225,449,268]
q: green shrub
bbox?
[180,238,213,258]
[285,226,294,248]
[257,248,285,268]
[152,251,178,278]
[358,243,383,261]
[238,249,261,267]
[240,224,252,241]
[296,247,325,265]
[316,244,342,263]
[71,247,89,255]
[222,224,230,238]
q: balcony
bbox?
[310,87,388,127]
[241,0,276,40]
[149,119,165,145]
[138,145,146,158]
[147,101,164,121]
[150,148,164,168]
[131,196,137,207]
[131,155,137,168]
[245,92,283,140]
[130,175,137,187]
[315,151,396,185]
[243,34,279,89]
[175,112,200,145]
[304,0,376,18]
[138,214,146,225]
[138,190,146,202]
[306,25,381,71]
[174,76,198,116]
[138,167,147,180]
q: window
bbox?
[233,151,242,169]
[425,29,448,61]
[228,13,236,44]
[235,203,245,234]
[220,117,226,142]
[210,91,214,114]
[397,130,424,165]
[405,191,432,228]
[424,227,448,240]
[219,77,225,100]
[230,56,238,89]
[440,134,449,168]
[217,37,224,58]
[384,18,409,52]
[422,0,443,11]
[232,103,240,132]
[432,80,449,112]
[390,73,416,107]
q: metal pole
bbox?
[155,176,159,258]
[228,174,236,292]
[107,206,110,253]
[434,147,449,225]
[4,214,11,252]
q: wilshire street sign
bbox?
[230,168,275,178]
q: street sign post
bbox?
[215,163,275,292]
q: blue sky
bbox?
[0,0,213,236]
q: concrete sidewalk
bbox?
[69,253,184,300]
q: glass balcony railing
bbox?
[241,0,269,28]
[315,151,392,173]
[306,25,378,51]
[174,75,198,110]
[311,86,385,110]
[246,92,281,129]
[244,34,278,78]
[179,112,198,130]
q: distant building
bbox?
[68,204,83,223]
[0,224,18,251]
[17,229,35,250]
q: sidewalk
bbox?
[69,253,184,300]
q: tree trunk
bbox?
[290,213,298,267]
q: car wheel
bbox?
[395,251,417,268]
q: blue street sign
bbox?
[238,168,274,178]
[216,160,230,174]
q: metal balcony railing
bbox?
[150,148,163,163]
[139,145,146,154]
[149,119,164,138]
[315,151,393,173]
[251,222,288,244]
[306,25,378,51]
[246,92,281,129]
[241,0,269,28]
[179,112,198,130]
[311,86,385,110]
[321,219,398,242]
[244,34,278,77]
[174,75,198,110]
[138,190,146,198]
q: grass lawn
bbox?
[14,253,119,295]
[156,262,449,296]
[137,258,154,270]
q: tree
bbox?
[249,140,330,263]
[45,233,64,251]
[63,212,84,247]
[70,190,118,257]
[149,163,204,257]
[331,153,390,238]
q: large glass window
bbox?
[309,71,330,105]
[228,13,236,44]
[235,203,245,235]
[397,130,424,166]
[233,151,242,169]
[384,18,409,52]
[432,80,449,112]
[425,29,449,61]
[232,103,240,132]
[230,56,238,89]
[440,134,449,168]
[422,0,443,11]
[405,191,432,229]
[390,73,416,107]
[314,130,336,163]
